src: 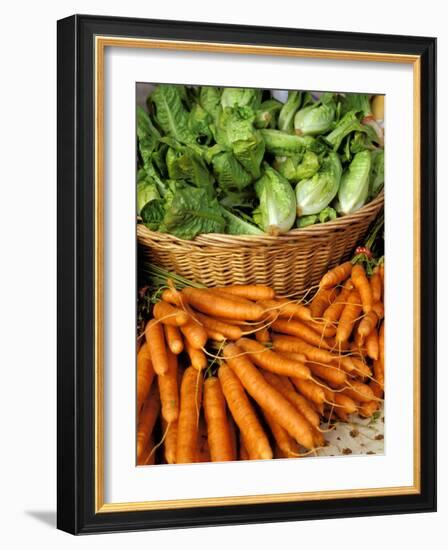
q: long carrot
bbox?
[291,377,326,406]
[180,317,208,350]
[333,392,358,414]
[366,328,379,360]
[262,371,320,428]
[137,343,155,413]
[193,311,242,341]
[310,288,337,318]
[323,279,354,325]
[182,287,264,321]
[176,366,203,464]
[203,377,235,462]
[255,327,270,343]
[162,418,178,464]
[263,411,300,458]
[239,432,251,461]
[373,360,384,389]
[351,264,373,314]
[271,319,330,349]
[319,261,353,289]
[272,334,335,364]
[153,300,189,326]
[158,349,179,423]
[370,379,384,399]
[138,434,155,466]
[224,344,315,449]
[358,311,378,338]
[343,380,376,403]
[136,384,160,460]
[372,301,385,319]
[306,361,347,387]
[197,415,210,463]
[218,284,275,301]
[358,400,379,417]
[218,363,272,460]
[185,339,207,371]
[336,290,362,344]
[258,299,312,323]
[370,271,382,302]
[236,337,310,380]
[379,322,385,371]
[164,324,184,355]
[145,319,170,375]
[205,328,226,341]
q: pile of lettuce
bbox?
[137,85,384,239]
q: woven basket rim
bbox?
[138,191,384,246]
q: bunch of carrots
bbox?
[136,260,385,465]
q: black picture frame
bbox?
[57,14,436,535]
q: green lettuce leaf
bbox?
[278,91,302,132]
[198,86,222,118]
[137,106,161,166]
[220,207,264,235]
[137,168,161,215]
[140,198,165,230]
[150,84,196,144]
[221,88,262,110]
[212,151,252,191]
[159,186,225,239]
[165,143,214,193]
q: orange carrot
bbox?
[372,301,385,319]
[218,363,272,460]
[379,322,385,370]
[180,317,208,350]
[205,328,226,341]
[310,288,337,318]
[319,261,353,289]
[185,340,208,371]
[333,393,358,414]
[263,411,300,458]
[164,324,184,355]
[291,378,326,406]
[197,414,210,463]
[145,319,170,375]
[182,287,263,321]
[358,400,379,417]
[176,366,203,464]
[258,299,312,323]
[277,350,307,363]
[343,381,376,403]
[138,434,155,466]
[336,290,362,344]
[373,360,384,389]
[358,311,378,338]
[255,327,271,343]
[370,272,382,302]
[137,343,155,413]
[306,361,347,387]
[262,371,320,428]
[153,300,189,326]
[158,349,179,423]
[218,284,275,301]
[272,334,335,364]
[136,384,160,460]
[349,357,372,379]
[323,279,355,325]
[162,418,178,464]
[370,379,384,399]
[351,264,373,314]
[236,337,311,380]
[204,377,235,462]
[271,319,330,349]
[193,311,242,341]
[366,328,379,360]
[227,413,238,460]
[161,288,184,306]
[239,433,251,461]
[224,344,315,449]
[306,319,337,338]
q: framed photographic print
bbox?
[57,14,436,534]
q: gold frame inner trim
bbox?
[94,35,421,514]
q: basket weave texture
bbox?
[138,193,384,295]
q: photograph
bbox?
[136,83,386,466]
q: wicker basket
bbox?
[137,193,384,295]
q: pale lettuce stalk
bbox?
[278,91,302,132]
[294,95,335,136]
[253,164,297,235]
[337,150,372,214]
[295,152,342,215]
